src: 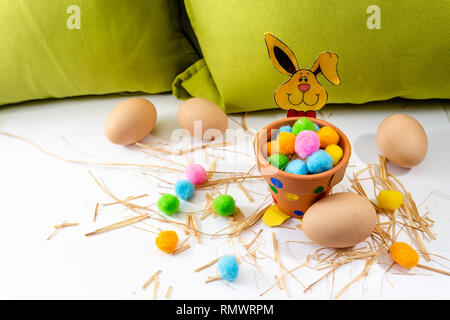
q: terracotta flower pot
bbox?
[254,117,351,218]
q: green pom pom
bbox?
[267,153,290,169]
[213,194,236,216]
[157,194,180,215]
[292,117,316,135]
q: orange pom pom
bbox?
[155,230,179,253]
[263,141,278,157]
[276,132,296,155]
[317,126,339,148]
[389,242,419,269]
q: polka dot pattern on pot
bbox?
[285,193,299,201]
[270,177,283,189]
[269,185,278,194]
[271,193,278,204]
[313,186,325,193]
[294,210,304,217]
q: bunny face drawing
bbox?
[265,33,341,117]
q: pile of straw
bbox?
[1,119,448,299]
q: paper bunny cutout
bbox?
[265,33,341,117]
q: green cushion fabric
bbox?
[0,0,198,106]
[173,0,450,113]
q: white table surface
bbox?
[0,94,448,300]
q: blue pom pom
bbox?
[307,150,333,174]
[273,125,293,140]
[218,255,239,281]
[175,179,195,200]
[313,123,320,132]
[284,159,308,175]
[279,125,292,134]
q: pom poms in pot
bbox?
[265,118,342,175]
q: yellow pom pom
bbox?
[389,242,419,269]
[317,126,339,148]
[155,230,179,253]
[377,190,403,210]
[325,144,343,166]
[276,132,296,155]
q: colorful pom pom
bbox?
[294,130,320,158]
[284,159,308,175]
[267,153,290,169]
[279,125,293,134]
[273,125,293,140]
[317,126,340,148]
[185,164,207,185]
[306,150,333,174]
[325,144,343,166]
[175,179,195,200]
[263,141,277,157]
[313,123,320,132]
[157,194,180,215]
[377,190,404,210]
[389,242,419,269]
[213,194,236,216]
[292,117,316,135]
[218,255,239,281]
[276,132,296,155]
[155,230,179,253]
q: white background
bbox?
[0,94,449,300]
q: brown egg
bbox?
[104,98,157,145]
[177,98,228,140]
[302,192,377,248]
[376,114,428,168]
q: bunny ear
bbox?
[310,52,341,85]
[265,33,299,76]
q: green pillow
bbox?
[173,0,450,113]
[0,0,198,106]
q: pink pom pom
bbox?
[185,164,207,185]
[295,130,320,159]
